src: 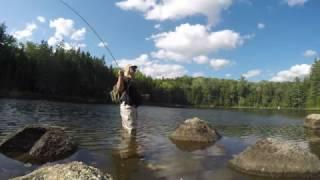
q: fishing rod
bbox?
[59,0,119,67]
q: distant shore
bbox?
[1,90,320,111]
[0,90,107,104]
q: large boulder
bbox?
[11,161,112,180]
[29,128,77,163]
[0,125,77,163]
[305,114,320,129]
[169,117,221,151]
[229,138,320,178]
[170,117,221,143]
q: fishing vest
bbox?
[120,78,142,107]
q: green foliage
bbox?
[1,22,320,108]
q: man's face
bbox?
[129,67,136,78]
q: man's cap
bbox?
[125,64,137,70]
[124,64,138,76]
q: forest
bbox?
[1,23,320,109]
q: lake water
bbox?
[0,99,320,180]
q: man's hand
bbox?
[118,70,124,78]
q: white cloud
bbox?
[63,42,73,51]
[12,23,37,40]
[37,16,46,23]
[225,73,232,78]
[118,54,187,79]
[48,36,62,46]
[116,0,156,11]
[304,49,317,57]
[270,64,311,82]
[285,0,308,6]
[193,55,209,64]
[49,18,75,38]
[98,42,108,47]
[151,49,186,62]
[210,59,231,71]
[116,0,233,26]
[71,28,86,41]
[257,23,265,29]
[154,24,161,30]
[242,69,262,79]
[48,18,86,48]
[192,72,205,77]
[72,43,86,49]
[150,23,244,62]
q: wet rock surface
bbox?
[11,161,112,180]
[229,138,320,178]
[170,117,221,143]
[305,114,320,129]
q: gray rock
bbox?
[305,114,320,129]
[229,138,320,178]
[0,125,77,164]
[0,126,48,154]
[29,128,77,163]
[170,117,221,143]
[11,161,112,180]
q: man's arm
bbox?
[116,70,124,93]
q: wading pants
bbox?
[120,102,137,135]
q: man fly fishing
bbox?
[60,0,142,136]
[115,64,142,136]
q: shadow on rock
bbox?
[305,128,320,159]
[0,125,77,164]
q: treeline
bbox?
[1,23,320,108]
[0,23,115,101]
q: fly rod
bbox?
[59,0,119,67]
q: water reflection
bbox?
[1,99,320,180]
[170,139,215,152]
[305,129,320,158]
[111,130,140,180]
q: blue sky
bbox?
[0,0,319,81]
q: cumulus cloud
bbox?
[270,64,311,82]
[49,18,75,39]
[150,23,244,62]
[98,42,108,47]
[192,72,205,77]
[285,0,308,6]
[210,59,231,70]
[37,16,46,23]
[154,24,161,30]
[257,23,265,29]
[71,28,86,41]
[304,49,317,57]
[12,23,37,40]
[118,54,187,79]
[116,0,233,26]
[48,18,86,49]
[242,69,262,79]
[193,55,209,64]
[225,73,232,78]
[151,49,186,62]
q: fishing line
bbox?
[59,0,119,67]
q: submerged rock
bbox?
[305,114,320,129]
[170,117,221,143]
[11,161,112,180]
[229,138,320,178]
[0,125,77,164]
